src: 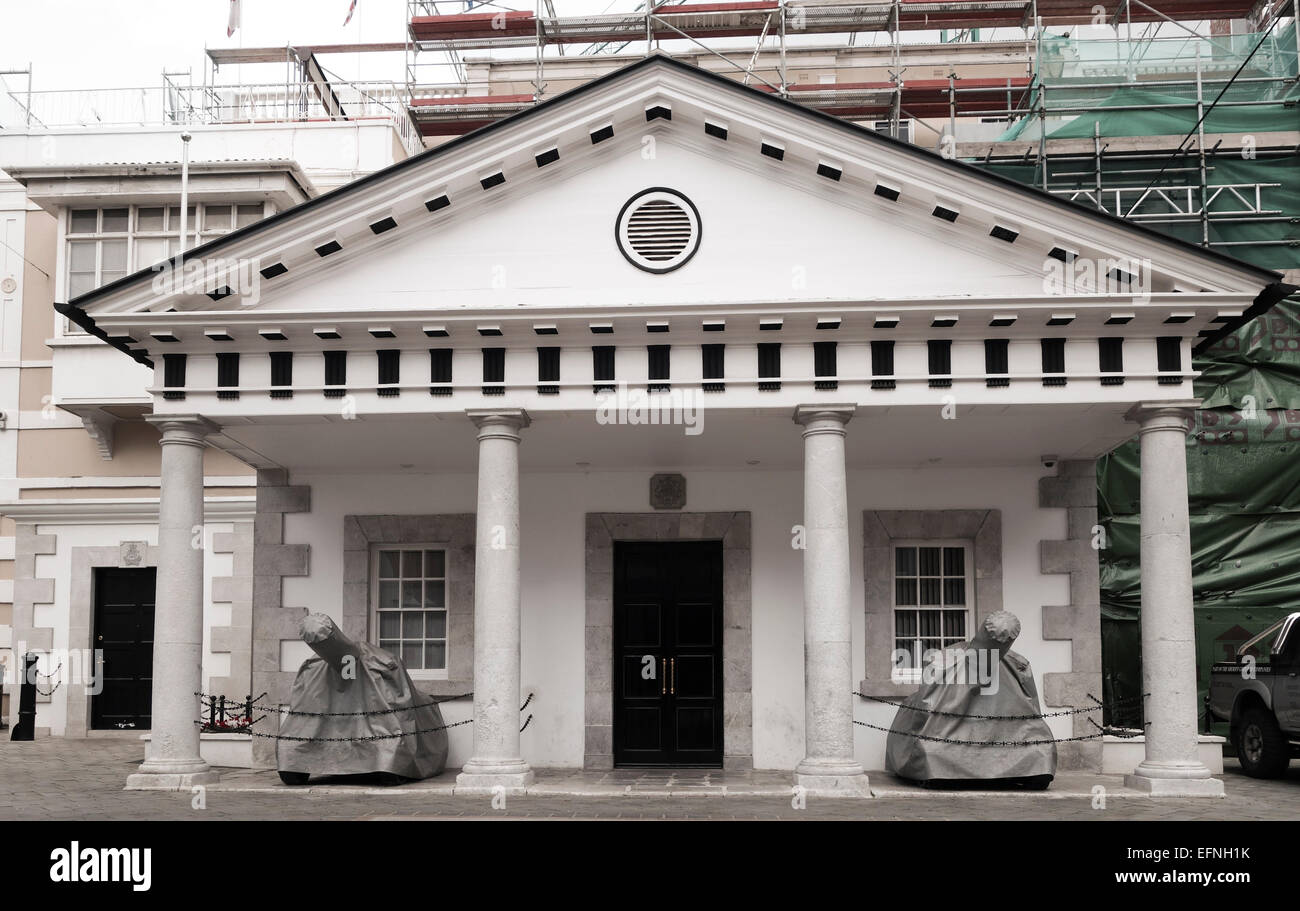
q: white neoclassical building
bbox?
[50,56,1289,795]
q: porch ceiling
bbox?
[208,402,1137,473]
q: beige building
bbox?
[0,98,417,727]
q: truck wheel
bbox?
[1234,707,1290,779]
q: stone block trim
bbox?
[861,509,1002,699]
[250,469,312,767]
[65,545,163,737]
[584,512,752,771]
[340,514,475,698]
[10,526,57,722]
[1038,459,1103,771]
[209,523,255,706]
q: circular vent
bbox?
[616,188,701,274]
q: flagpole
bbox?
[179,132,192,260]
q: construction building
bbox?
[0,0,1296,771]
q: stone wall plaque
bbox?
[119,541,147,567]
[649,473,686,510]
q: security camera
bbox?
[1041,454,1058,469]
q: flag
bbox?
[227,0,241,37]
[343,0,357,26]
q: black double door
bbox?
[613,541,723,767]
[90,567,156,730]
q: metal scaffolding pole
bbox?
[779,1,787,94]
[1094,122,1105,212]
[536,0,545,101]
[890,0,902,138]
[1196,46,1210,246]
[647,14,783,92]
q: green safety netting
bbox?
[966,28,1300,728]
[1093,312,1300,729]
[996,25,1300,143]
[1002,84,1300,141]
[978,156,1300,270]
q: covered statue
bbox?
[276,613,449,785]
[885,610,1057,789]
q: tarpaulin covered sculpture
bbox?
[885,610,1057,789]
[276,613,449,785]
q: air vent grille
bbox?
[626,200,691,262]
[616,189,701,274]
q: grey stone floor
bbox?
[2,738,1298,819]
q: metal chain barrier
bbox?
[853,716,1151,746]
[32,661,63,696]
[218,718,477,743]
[853,690,1145,721]
[853,691,1153,746]
[190,691,537,740]
[194,690,472,717]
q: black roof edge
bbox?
[54,301,154,369]
[1192,281,1298,356]
[62,54,1281,320]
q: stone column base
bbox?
[1125,763,1225,797]
[126,756,219,790]
[793,773,872,797]
[456,759,535,794]
[126,770,222,791]
[794,758,872,797]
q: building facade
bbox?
[0,103,413,730]
[5,55,1289,795]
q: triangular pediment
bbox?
[63,55,1285,361]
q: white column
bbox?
[1124,402,1222,796]
[457,409,534,792]
[793,404,870,795]
[127,416,220,790]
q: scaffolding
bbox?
[0,48,423,157]
[4,0,1297,262]
[961,13,1300,260]
[399,0,1285,136]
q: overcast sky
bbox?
[0,0,1161,96]
[0,0,628,91]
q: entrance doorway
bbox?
[613,541,723,767]
[90,567,156,730]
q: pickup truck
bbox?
[1208,612,1300,778]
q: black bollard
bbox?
[9,653,37,741]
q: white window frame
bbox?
[890,539,975,685]
[56,201,270,338]
[368,543,450,681]
[873,118,913,143]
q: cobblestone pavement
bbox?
[2,738,1297,820]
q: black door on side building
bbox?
[90,567,156,730]
[613,541,723,767]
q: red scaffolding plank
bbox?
[409,75,1035,135]
[410,0,1264,46]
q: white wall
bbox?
[27,520,233,736]
[285,461,1073,771]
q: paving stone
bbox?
[0,739,1297,820]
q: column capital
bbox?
[467,408,530,438]
[145,414,220,446]
[1125,400,1199,432]
[793,404,856,430]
